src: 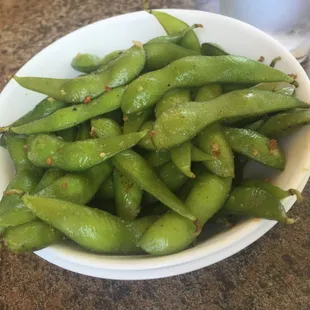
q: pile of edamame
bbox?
[0,11,308,256]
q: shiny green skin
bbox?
[91,118,122,139]
[71,50,123,73]
[27,131,147,171]
[158,162,188,192]
[151,11,201,53]
[112,150,197,221]
[14,45,145,103]
[253,82,296,96]
[201,43,229,56]
[259,109,310,137]
[145,150,171,167]
[22,195,157,254]
[148,24,198,44]
[197,124,234,177]
[138,120,156,150]
[12,97,68,127]
[144,42,198,71]
[123,109,153,134]
[223,186,292,223]
[242,180,295,200]
[155,89,191,118]
[170,142,194,178]
[152,89,308,149]
[195,84,222,101]
[113,169,142,220]
[191,145,212,161]
[95,176,114,200]
[121,56,293,115]
[4,220,63,253]
[223,127,285,169]
[75,122,91,141]
[35,168,66,193]
[139,172,232,255]
[56,127,77,142]
[0,136,44,227]
[9,87,125,134]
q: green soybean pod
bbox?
[22,194,157,254]
[155,89,191,118]
[14,44,146,103]
[56,127,77,142]
[197,123,234,177]
[91,118,122,139]
[223,127,285,169]
[191,145,212,161]
[195,84,222,101]
[1,87,125,135]
[201,42,229,56]
[121,56,294,115]
[151,11,201,53]
[4,220,63,253]
[71,50,123,73]
[144,42,198,71]
[223,185,295,223]
[258,109,310,137]
[152,89,307,150]
[27,131,147,171]
[113,169,142,220]
[170,142,195,178]
[34,169,66,193]
[112,149,197,222]
[138,172,232,255]
[241,179,303,203]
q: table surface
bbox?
[1,0,310,309]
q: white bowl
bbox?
[1,9,310,280]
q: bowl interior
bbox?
[1,9,310,278]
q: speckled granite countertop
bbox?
[1,0,310,309]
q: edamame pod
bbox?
[197,124,234,177]
[158,162,188,191]
[4,220,63,253]
[170,142,195,178]
[195,83,223,101]
[191,145,213,161]
[27,131,147,171]
[151,11,201,53]
[112,150,197,222]
[155,89,191,118]
[121,56,294,115]
[152,89,308,149]
[75,122,91,141]
[223,186,295,223]
[71,50,123,73]
[113,169,142,220]
[14,45,145,103]
[95,176,114,201]
[34,168,66,193]
[258,109,310,137]
[201,42,229,56]
[144,42,198,71]
[1,87,125,135]
[22,195,157,254]
[139,172,232,255]
[56,126,77,142]
[223,127,285,169]
[91,118,122,139]
[242,179,302,203]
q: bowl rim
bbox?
[2,8,310,277]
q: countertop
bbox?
[1,0,310,309]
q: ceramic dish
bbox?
[1,9,310,280]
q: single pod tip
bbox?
[3,189,25,197]
[289,188,303,204]
[194,219,202,236]
[195,23,204,28]
[132,40,143,48]
[285,217,298,225]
